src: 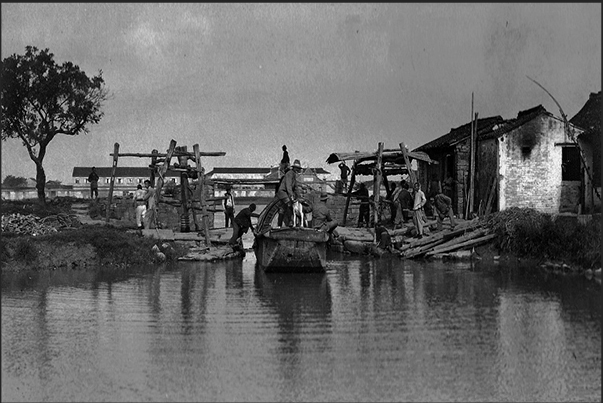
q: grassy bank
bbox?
[1,199,187,271]
[484,207,601,270]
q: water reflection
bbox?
[1,257,600,402]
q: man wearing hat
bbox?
[276,159,303,227]
[312,191,338,234]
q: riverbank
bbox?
[1,200,600,280]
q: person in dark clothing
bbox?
[279,145,290,177]
[276,159,303,227]
[229,203,257,247]
[338,162,351,191]
[351,182,370,228]
[88,167,99,199]
[311,192,338,234]
[433,191,456,231]
[397,181,413,224]
[375,224,393,252]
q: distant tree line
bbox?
[1,175,62,188]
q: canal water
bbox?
[1,252,601,402]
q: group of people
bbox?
[392,180,456,238]
[347,177,456,238]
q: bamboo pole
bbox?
[194,144,212,247]
[106,142,119,223]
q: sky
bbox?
[1,3,601,184]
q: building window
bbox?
[105,178,111,184]
[521,146,531,159]
[117,178,123,184]
[75,179,80,184]
[562,146,580,181]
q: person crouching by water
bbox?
[433,190,456,231]
[229,203,257,250]
[133,184,146,231]
[312,192,338,235]
[276,159,303,227]
[412,182,426,239]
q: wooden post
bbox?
[194,144,212,247]
[106,143,119,223]
[467,112,478,219]
[373,142,384,230]
[399,142,416,184]
[150,149,159,186]
[343,161,357,226]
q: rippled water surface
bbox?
[2,252,601,402]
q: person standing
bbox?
[351,182,370,228]
[88,167,99,199]
[229,203,257,247]
[433,190,456,231]
[223,187,235,228]
[396,180,413,225]
[412,182,426,238]
[142,179,157,229]
[311,192,338,234]
[338,161,351,192]
[133,184,146,231]
[276,159,303,227]
[279,145,290,178]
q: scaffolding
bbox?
[107,139,226,246]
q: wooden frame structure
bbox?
[326,142,435,227]
[107,139,226,246]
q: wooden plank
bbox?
[427,228,489,253]
[106,143,119,223]
[484,175,498,216]
[425,234,497,256]
[400,238,449,259]
[194,143,212,247]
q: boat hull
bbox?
[254,228,329,272]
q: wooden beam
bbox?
[194,143,212,247]
[373,142,384,231]
[111,151,226,157]
[106,143,119,223]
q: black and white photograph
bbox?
[1,3,601,402]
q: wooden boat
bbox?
[253,227,329,272]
